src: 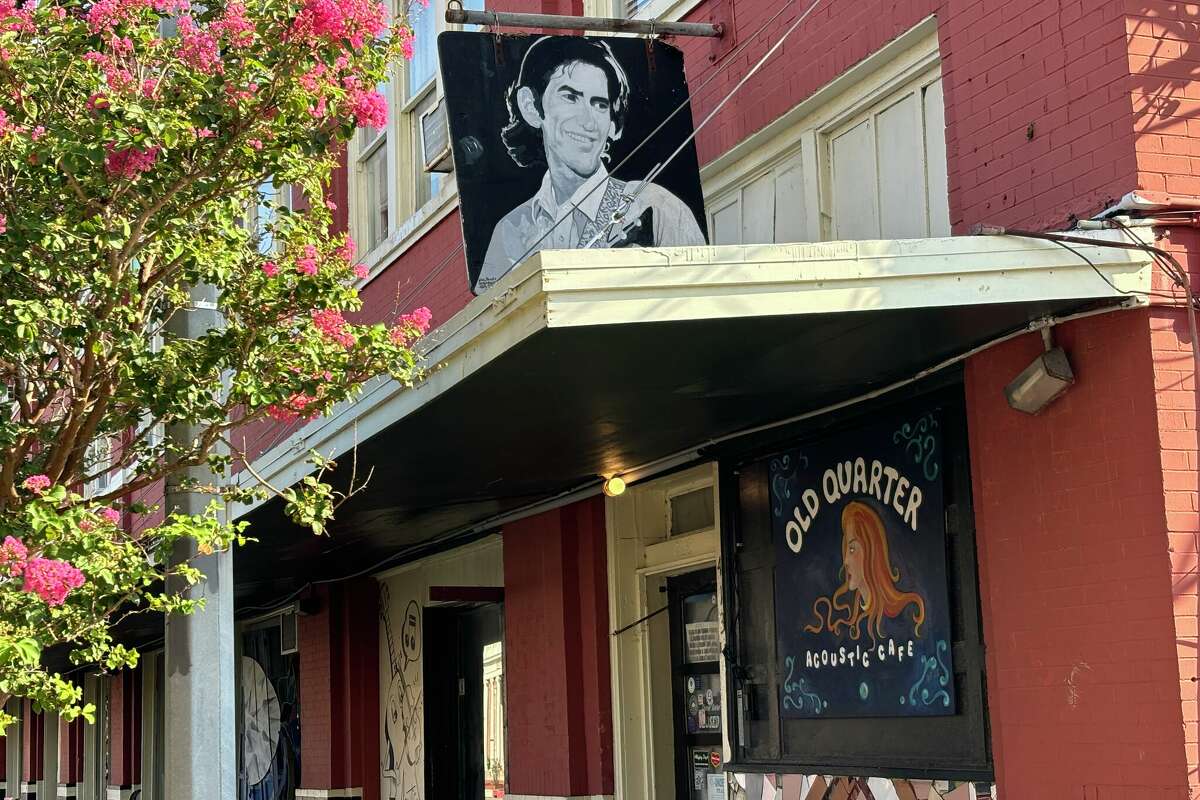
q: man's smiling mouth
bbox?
[564,130,596,145]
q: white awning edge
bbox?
[229,230,1152,519]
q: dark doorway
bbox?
[669,568,723,800]
[424,603,505,800]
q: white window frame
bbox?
[84,434,125,500]
[347,0,470,284]
[700,17,943,245]
[251,178,293,255]
[353,103,395,259]
[583,0,705,25]
[607,463,722,800]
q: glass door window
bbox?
[670,569,724,800]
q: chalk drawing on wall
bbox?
[381,585,423,800]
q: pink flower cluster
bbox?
[389,306,433,345]
[0,537,27,576]
[23,557,86,607]
[266,392,319,422]
[0,536,86,607]
[0,213,6,235]
[348,86,387,130]
[177,16,222,74]
[397,26,416,60]
[105,144,160,179]
[291,0,387,50]
[312,308,355,348]
[262,260,280,278]
[0,0,34,34]
[296,244,320,276]
[97,507,122,525]
[83,50,136,93]
[212,1,254,47]
[87,0,189,34]
[21,474,51,495]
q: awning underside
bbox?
[235,295,1122,608]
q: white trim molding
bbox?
[295,789,364,799]
[505,795,614,800]
[57,786,80,799]
[607,464,721,800]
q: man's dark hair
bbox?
[501,36,630,168]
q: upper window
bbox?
[252,178,293,254]
[349,0,481,267]
[822,77,949,241]
[402,0,441,214]
[584,0,700,22]
[708,147,808,246]
[84,435,123,499]
[355,90,392,254]
[703,27,947,246]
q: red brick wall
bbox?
[107,668,141,788]
[502,497,613,798]
[299,588,334,790]
[1146,228,1200,794]
[1124,5,1200,791]
[965,309,1188,798]
[1128,2,1200,198]
[298,579,381,799]
[59,716,83,785]
[940,1,1139,230]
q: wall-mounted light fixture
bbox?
[1004,327,1075,414]
[602,475,627,497]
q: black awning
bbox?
[234,296,1121,609]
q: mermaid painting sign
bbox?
[770,409,956,718]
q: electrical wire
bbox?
[511,0,826,265]
[586,0,828,247]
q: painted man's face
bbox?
[537,61,613,178]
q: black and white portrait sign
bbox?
[438,33,709,294]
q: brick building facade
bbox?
[6,2,1200,800]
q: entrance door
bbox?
[424,603,505,800]
[668,568,723,800]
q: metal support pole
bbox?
[444,7,724,37]
[42,711,59,800]
[163,284,237,800]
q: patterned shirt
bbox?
[476,166,705,293]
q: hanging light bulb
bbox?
[602,475,627,497]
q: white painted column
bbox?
[163,286,237,800]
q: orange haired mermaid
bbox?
[804,500,926,642]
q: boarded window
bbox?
[826,79,950,241]
[707,150,808,246]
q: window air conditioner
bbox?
[421,96,454,174]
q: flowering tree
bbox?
[0,0,428,725]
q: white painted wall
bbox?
[377,536,504,800]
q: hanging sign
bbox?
[438,32,708,294]
[770,409,956,718]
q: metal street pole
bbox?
[163,284,237,800]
